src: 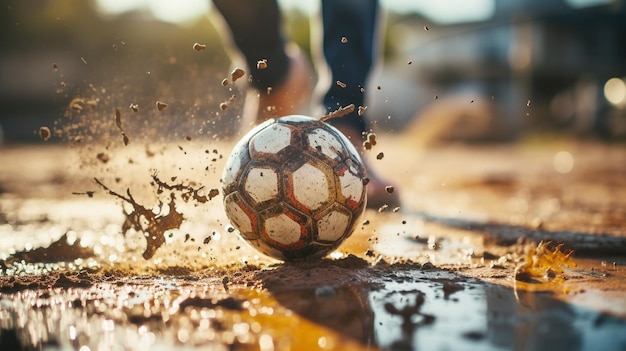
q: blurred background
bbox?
[1,0,625,144]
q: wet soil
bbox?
[1,139,625,351]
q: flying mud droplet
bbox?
[115,108,122,130]
[122,132,129,146]
[376,152,384,160]
[231,68,245,82]
[69,97,98,113]
[96,152,110,163]
[129,103,139,112]
[336,80,347,88]
[72,191,95,198]
[367,132,377,146]
[39,126,51,141]
[207,188,219,200]
[320,104,355,122]
[358,105,367,116]
[256,59,268,70]
[192,43,207,52]
[156,101,168,112]
[94,174,217,260]
[151,174,219,203]
[385,186,395,194]
[341,36,348,43]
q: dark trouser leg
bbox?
[212,0,289,90]
[321,0,379,134]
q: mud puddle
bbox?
[2,141,626,351]
[1,262,625,351]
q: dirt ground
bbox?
[1,135,625,351]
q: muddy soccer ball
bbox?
[221,115,367,260]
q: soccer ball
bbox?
[221,115,367,260]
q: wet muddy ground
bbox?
[1,138,625,351]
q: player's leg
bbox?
[319,0,399,208]
[320,0,376,135]
[212,0,313,123]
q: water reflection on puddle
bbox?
[273,272,626,351]
[1,269,625,351]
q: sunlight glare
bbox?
[95,0,149,16]
[148,0,209,24]
[381,0,494,24]
[95,0,209,24]
[604,77,626,106]
[96,0,494,25]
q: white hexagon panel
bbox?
[249,123,300,163]
[242,163,280,206]
[306,127,346,163]
[263,213,301,246]
[223,192,257,240]
[222,119,274,194]
[284,159,335,214]
[316,208,350,243]
[334,159,366,210]
[259,205,311,251]
[221,143,250,194]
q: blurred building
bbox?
[1,0,625,142]
[391,0,626,139]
